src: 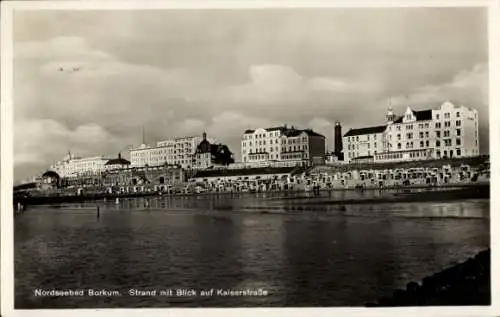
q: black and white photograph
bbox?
[1,1,497,316]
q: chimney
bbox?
[202,131,207,140]
[118,153,121,159]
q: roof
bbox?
[414,109,433,121]
[195,139,211,154]
[105,158,131,165]
[42,170,60,179]
[344,125,387,137]
[266,126,288,132]
[303,129,325,137]
[244,126,323,137]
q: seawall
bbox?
[366,248,490,306]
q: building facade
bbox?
[241,125,326,166]
[129,135,204,169]
[49,152,112,178]
[343,101,480,163]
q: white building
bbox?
[129,135,204,169]
[241,125,326,167]
[343,101,480,163]
[49,152,112,178]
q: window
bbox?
[406,142,410,149]
[445,139,452,146]
[436,140,441,147]
[456,112,460,117]
[425,131,429,138]
[456,120,461,127]
[445,121,451,128]
[407,133,413,139]
[436,122,441,128]
[436,131,441,138]
[356,136,359,141]
[457,149,461,156]
[444,131,450,137]
[456,138,461,146]
[436,114,440,120]
[374,142,377,148]
[445,112,450,119]
[425,123,429,128]
[397,134,401,140]
[419,132,424,138]
[397,143,401,149]
[420,141,424,148]
[426,140,429,147]
[457,129,461,136]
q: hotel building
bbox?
[49,152,112,178]
[241,125,326,166]
[129,135,205,169]
[343,101,480,163]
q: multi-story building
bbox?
[241,125,326,166]
[343,101,480,163]
[192,132,234,169]
[49,152,112,178]
[129,135,204,169]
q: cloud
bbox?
[12,14,489,182]
[381,63,489,152]
[15,119,118,166]
[387,63,488,108]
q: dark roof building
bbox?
[105,153,131,166]
[344,125,387,137]
[194,132,234,168]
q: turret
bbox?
[386,106,396,123]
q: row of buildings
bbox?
[43,101,480,181]
[343,101,480,163]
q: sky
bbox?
[13,8,489,182]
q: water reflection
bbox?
[15,193,489,308]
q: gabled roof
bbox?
[344,125,387,137]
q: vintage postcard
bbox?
[1,0,498,316]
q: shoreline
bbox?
[14,183,489,207]
[366,248,490,306]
